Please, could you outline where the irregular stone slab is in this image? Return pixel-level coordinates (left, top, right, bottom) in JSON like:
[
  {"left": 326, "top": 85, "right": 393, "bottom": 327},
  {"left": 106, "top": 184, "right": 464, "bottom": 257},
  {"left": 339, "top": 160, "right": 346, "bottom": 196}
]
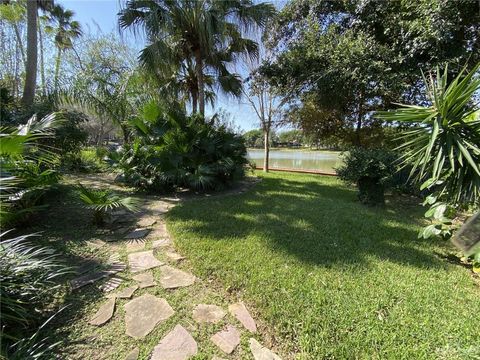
[
  {"left": 71, "top": 262, "right": 126, "bottom": 290},
  {"left": 229, "top": 302, "right": 257, "bottom": 333},
  {"left": 150, "top": 202, "right": 172, "bottom": 215},
  {"left": 212, "top": 357, "right": 227, "bottom": 360},
  {"left": 152, "top": 238, "right": 172, "bottom": 248},
  {"left": 107, "top": 253, "right": 121, "bottom": 264},
  {"left": 192, "top": 304, "right": 226, "bottom": 324},
  {"left": 99, "top": 277, "right": 123, "bottom": 292},
  {"left": 107, "top": 285, "right": 138, "bottom": 299},
  {"left": 165, "top": 250, "right": 185, "bottom": 261},
  {"left": 128, "top": 251, "right": 163, "bottom": 273},
  {"left": 137, "top": 217, "right": 157, "bottom": 227},
  {"left": 89, "top": 298, "right": 115, "bottom": 326},
  {"left": 126, "top": 240, "right": 146, "bottom": 253},
  {"left": 249, "top": 338, "right": 282, "bottom": 360},
  {"left": 125, "top": 347, "right": 139, "bottom": 360},
  {"left": 132, "top": 272, "right": 156, "bottom": 288},
  {"left": 159, "top": 265, "right": 195, "bottom": 289},
  {"left": 150, "top": 324, "right": 197, "bottom": 360},
  {"left": 211, "top": 325, "right": 240, "bottom": 354},
  {"left": 125, "top": 228, "right": 150, "bottom": 240},
  {"left": 125, "top": 294, "right": 174, "bottom": 339}
]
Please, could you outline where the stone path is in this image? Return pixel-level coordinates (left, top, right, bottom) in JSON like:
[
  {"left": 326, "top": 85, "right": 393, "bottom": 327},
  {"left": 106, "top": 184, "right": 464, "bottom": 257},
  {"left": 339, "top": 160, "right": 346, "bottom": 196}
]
[{"left": 77, "top": 177, "right": 282, "bottom": 359}]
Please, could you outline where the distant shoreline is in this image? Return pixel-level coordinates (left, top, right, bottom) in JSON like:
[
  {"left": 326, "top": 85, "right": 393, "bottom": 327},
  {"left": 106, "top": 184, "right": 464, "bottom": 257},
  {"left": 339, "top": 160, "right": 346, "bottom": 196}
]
[{"left": 247, "top": 148, "right": 342, "bottom": 155}]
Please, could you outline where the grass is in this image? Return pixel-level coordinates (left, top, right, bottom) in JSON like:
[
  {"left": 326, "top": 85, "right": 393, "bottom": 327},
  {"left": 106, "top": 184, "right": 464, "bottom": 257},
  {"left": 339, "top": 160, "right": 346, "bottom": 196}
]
[
  {"left": 167, "top": 171, "right": 480, "bottom": 359},
  {"left": 28, "top": 177, "right": 273, "bottom": 359}
]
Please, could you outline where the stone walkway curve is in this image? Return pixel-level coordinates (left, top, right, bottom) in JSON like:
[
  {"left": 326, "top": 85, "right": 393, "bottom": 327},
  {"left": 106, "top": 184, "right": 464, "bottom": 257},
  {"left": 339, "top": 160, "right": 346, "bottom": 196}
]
[{"left": 71, "top": 177, "right": 282, "bottom": 360}]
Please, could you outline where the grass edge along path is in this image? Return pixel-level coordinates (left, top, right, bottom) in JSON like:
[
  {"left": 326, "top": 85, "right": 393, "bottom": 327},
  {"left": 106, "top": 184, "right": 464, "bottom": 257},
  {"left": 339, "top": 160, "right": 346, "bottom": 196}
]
[{"left": 167, "top": 171, "right": 480, "bottom": 359}]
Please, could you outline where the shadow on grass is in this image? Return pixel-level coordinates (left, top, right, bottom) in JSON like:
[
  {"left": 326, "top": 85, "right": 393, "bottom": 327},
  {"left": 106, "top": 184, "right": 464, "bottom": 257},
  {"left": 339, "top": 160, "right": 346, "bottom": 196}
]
[{"left": 168, "top": 175, "right": 443, "bottom": 270}]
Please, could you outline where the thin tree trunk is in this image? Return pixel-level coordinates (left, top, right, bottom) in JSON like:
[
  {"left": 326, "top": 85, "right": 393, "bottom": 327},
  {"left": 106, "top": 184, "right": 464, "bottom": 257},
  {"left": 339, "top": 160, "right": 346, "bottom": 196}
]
[
  {"left": 38, "top": 16, "right": 46, "bottom": 96},
  {"left": 13, "top": 23, "right": 26, "bottom": 68},
  {"left": 54, "top": 47, "right": 62, "bottom": 92},
  {"left": 191, "top": 90, "right": 198, "bottom": 114},
  {"left": 194, "top": 49, "right": 205, "bottom": 116},
  {"left": 355, "top": 90, "right": 364, "bottom": 146},
  {"left": 263, "top": 126, "right": 270, "bottom": 172},
  {"left": 22, "top": 0, "right": 37, "bottom": 106}
]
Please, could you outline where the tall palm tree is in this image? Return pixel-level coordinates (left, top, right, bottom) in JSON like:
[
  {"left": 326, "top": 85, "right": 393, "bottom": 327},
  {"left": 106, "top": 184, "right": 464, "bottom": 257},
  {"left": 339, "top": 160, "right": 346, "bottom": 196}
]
[
  {"left": 21, "top": 0, "right": 53, "bottom": 106},
  {"left": 119, "top": 0, "right": 275, "bottom": 115},
  {"left": 46, "top": 4, "right": 81, "bottom": 92}
]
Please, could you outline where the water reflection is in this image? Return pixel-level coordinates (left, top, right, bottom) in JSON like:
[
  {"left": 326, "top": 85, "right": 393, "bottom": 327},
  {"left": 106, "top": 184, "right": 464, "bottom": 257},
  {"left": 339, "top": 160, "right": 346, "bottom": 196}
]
[{"left": 247, "top": 149, "right": 343, "bottom": 173}]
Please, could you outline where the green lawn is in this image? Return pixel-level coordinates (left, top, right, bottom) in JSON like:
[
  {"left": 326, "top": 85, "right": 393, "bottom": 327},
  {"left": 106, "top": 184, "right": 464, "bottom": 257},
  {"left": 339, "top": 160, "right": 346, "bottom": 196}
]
[{"left": 167, "top": 171, "right": 480, "bottom": 359}]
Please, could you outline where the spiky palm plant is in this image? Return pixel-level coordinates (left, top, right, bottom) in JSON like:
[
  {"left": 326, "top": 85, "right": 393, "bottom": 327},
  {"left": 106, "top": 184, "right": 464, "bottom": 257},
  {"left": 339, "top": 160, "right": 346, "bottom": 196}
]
[
  {"left": 76, "top": 184, "right": 140, "bottom": 225},
  {"left": 377, "top": 63, "right": 480, "bottom": 238},
  {"left": 0, "top": 232, "right": 69, "bottom": 358}
]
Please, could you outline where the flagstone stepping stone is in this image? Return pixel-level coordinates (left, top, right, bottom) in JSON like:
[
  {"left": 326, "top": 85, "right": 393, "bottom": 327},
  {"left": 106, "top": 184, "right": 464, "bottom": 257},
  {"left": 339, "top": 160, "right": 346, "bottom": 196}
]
[
  {"left": 124, "top": 294, "right": 174, "bottom": 339},
  {"left": 150, "top": 201, "right": 172, "bottom": 215},
  {"left": 99, "top": 276, "right": 123, "bottom": 292},
  {"left": 192, "top": 304, "right": 226, "bottom": 324},
  {"left": 107, "top": 285, "right": 138, "bottom": 299},
  {"left": 150, "top": 324, "right": 197, "bottom": 360},
  {"left": 128, "top": 250, "right": 163, "bottom": 273},
  {"left": 71, "top": 262, "right": 126, "bottom": 290},
  {"left": 137, "top": 217, "right": 157, "bottom": 227},
  {"left": 152, "top": 238, "right": 172, "bottom": 248},
  {"left": 89, "top": 298, "right": 115, "bottom": 326},
  {"left": 132, "top": 272, "right": 156, "bottom": 288},
  {"left": 74, "top": 259, "right": 99, "bottom": 275},
  {"left": 126, "top": 240, "right": 146, "bottom": 253},
  {"left": 229, "top": 302, "right": 257, "bottom": 333},
  {"left": 165, "top": 250, "right": 185, "bottom": 261},
  {"left": 249, "top": 338, "right": 282, "bottom": 360},
  {"left": 125, "top": 228, "right": 150, "bottom": 240},
  {"left": 125, "top": 347, "right": 139, "bottom": 360},
  {"left": 159, "top": 265, "right": 196, "bottom": 289},
  {"left": 212, "top": 357, "right": 227, "bottom": 360},
  {"left": 107, "top": 253, "right": 121, "bottom": 264},
  {"left": 210, "top": 325, "right": 240, "bottom": 354}
]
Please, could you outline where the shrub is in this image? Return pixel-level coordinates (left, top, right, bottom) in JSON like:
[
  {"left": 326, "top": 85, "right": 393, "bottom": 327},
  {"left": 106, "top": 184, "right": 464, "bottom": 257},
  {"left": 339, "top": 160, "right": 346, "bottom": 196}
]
[
  {"left": 111, "top": 103, "right": 248, "bottom": 192},
  {"left": 61, "top": 148, "right": 106, "bottom": 173},
  {"left": 0, "top": 233, "right": 69, "bottom": 358},
  {"left": 337, "top": 147, "right": 398, "bottom": 205},
  {"left": 76, "top": 184, "right": 140, "bottom": 225}
]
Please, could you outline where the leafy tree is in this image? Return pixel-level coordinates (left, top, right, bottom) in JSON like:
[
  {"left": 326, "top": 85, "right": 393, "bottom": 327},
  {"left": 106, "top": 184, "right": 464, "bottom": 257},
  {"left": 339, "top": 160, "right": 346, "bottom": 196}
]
[
  {"left": 263, "top": 0, "right": 480, "bottom": 146},
  {"left": 277, "top": 129, "right": 303, "bottom": 145},
  {"left": 243, "top": 129, "right": 263, "bottom": 148},
  {"left": 119, "top": 0, "right": 275, "bottom": 115}
]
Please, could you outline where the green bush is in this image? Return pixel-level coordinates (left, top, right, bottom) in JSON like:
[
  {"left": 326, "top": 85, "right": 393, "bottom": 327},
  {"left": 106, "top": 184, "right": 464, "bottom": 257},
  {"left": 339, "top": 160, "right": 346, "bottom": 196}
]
[
  {"left": 337, "top": 147, "right": 398, "bottom": 205},
  {"left": 111, "top": 103, "right": 248, "bottom": 192},
  {"left": 0, "top": 233, "right": 69, "bottom": 358},
  {"left": 61, "top": 148, "right": 106, "bottom": 173}
]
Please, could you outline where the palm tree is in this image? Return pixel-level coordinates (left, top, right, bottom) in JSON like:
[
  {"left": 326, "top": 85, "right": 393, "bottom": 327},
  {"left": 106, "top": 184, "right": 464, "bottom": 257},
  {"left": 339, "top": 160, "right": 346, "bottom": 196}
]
[
  {"left": 119, "top": 0, "right": 275, "bottom": 115},
  {"left": 21, "top": 0, "right": 53, "bottom": 106},
  {"left": 46, "top": 4, "right": 82, "bottom": 92}
]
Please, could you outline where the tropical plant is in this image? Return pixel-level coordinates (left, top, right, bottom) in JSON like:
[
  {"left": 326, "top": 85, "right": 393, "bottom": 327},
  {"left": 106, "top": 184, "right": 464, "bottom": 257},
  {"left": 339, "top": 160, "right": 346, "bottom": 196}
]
[
  {"left": 337, "top": 147, "right": 398, "bottom": 205},
  {"left": 110, "top": 102, "right": 248, "bottom": 192},
  {"left": 0, "top": 113, "right": 61, "bottom": 227},
  {"left": 45, "top": 4, "right": 82, "bottom": 91},
  {"left": 0, "top": 232, "right": 69, "bottom": 358},
  {"left": 76, "top": 184, "right": 140, "bottom": 225},
  {"left": 119, "top": 0, "right": 275, "bottom": 114},
  {"left": 377, "top": 64, "right": 480, "bottom": 238}
]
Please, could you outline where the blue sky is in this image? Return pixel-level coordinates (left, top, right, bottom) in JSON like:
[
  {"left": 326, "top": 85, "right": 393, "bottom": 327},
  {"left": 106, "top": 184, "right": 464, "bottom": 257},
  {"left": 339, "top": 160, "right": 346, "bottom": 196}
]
[{"left": 58, "top": 0, "right": 263, "bottom": 132}]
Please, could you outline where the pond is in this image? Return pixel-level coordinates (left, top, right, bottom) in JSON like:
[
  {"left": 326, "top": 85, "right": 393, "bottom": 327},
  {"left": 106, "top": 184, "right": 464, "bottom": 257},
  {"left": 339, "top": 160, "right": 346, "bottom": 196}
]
[{"left": 247, "top": 149, "right": 343, "bottom": 173}]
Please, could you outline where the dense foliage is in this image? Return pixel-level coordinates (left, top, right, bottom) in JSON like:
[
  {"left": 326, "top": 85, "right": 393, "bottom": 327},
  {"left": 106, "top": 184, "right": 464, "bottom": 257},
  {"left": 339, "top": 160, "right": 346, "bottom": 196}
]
[
  {"left": 110, "top": 103, "right": 248, "bottom": 192},
  {"left": 337, "top": 148, "right": 397, "bottom": 205},
  {"left": 263, "top": 0, "right": 480, "bottom": 147}
]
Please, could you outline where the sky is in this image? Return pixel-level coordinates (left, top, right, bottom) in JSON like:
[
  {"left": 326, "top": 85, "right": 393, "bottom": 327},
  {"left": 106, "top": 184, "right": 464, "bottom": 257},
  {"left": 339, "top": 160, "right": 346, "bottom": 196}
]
[{"left": 58, "top": 0, "right": 266, "bottom": 132}]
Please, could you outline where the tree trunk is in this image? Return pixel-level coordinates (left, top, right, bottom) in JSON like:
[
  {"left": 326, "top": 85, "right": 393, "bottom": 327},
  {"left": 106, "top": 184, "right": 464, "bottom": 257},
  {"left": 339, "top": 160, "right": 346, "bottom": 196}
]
[
  {"left": 13, "top": 23, "right": 26, "bottom": 68},
  {"left": 355, "top": 90, "right": 364, "bottom": 146},
  {"left": 263, "top": 126, "right": 270, "bottom": 172},
  {"left": 191, "top": 90, "right": 198, "bottom": 114},
  {"left": 22, "top": 0, "right": 37, "bottom": 106},
  {"left": 54, "top": 46, "right": 62, "bottom": 91},
  {"left": 194, "top": 49, "right": 205, "bottom": 115},
  {"left": 38, "top": 16, "right": 46, "bottom": 96}
]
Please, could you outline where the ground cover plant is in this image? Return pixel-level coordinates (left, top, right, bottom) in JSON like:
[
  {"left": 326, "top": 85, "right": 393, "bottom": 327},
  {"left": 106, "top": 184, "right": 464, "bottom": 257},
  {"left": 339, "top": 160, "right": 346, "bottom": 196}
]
[{"left": 167, "top": 171, "right": 480, "bottom": 359}]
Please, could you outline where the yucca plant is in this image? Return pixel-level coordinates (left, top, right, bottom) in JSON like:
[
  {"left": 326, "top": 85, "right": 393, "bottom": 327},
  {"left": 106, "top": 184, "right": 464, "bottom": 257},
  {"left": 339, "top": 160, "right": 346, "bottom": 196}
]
[
  {"left": 377, "top": 63, "right": 480, "bottom": 239},
  {"left": 76, "top": 184, "right": 140, "bottom": 225}
]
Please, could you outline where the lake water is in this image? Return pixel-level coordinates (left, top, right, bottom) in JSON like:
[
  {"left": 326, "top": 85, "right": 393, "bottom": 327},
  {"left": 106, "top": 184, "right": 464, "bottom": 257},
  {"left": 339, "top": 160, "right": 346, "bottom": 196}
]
[{"left": 247, "top": 149, "right": 343, "bottom": 173}]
